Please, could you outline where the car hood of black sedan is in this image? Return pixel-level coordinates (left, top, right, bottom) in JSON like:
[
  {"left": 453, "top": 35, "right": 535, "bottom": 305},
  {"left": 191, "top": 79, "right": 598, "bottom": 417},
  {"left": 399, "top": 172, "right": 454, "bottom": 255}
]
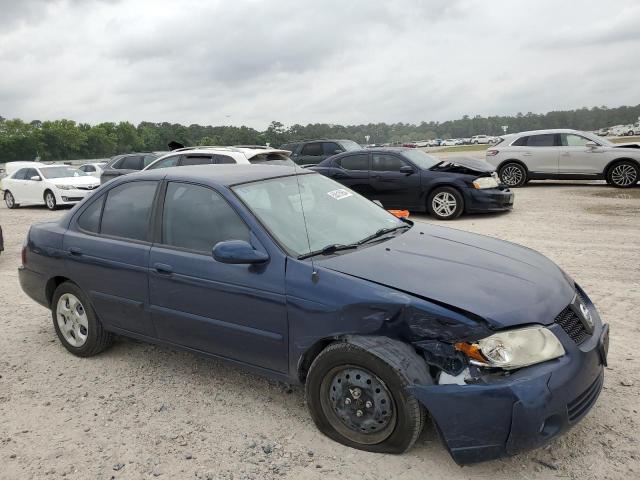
[
  {"left": 433, "top": 156, "right": 495, "bottom": 173},
  {"left": 316, "top": 225, "right": 574, "bottom": 329}
]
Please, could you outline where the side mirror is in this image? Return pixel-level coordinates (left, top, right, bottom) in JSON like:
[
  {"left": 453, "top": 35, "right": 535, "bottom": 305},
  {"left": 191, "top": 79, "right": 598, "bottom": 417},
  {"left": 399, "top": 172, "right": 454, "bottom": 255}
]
[
  {"left": 212, "top": 240, "right": 269, "bottom": 265},
  {"left": 30, "top": 175, "right": 41, "bottom": 181},
  {"left": 333, "top": 149, "right": 342, "bottom": 154},
  {"left": 585, "top": 141, "right": 598, "bottom": 149},
  {"left": 399, "top": 165, "right": 415, "bottom": 174}
]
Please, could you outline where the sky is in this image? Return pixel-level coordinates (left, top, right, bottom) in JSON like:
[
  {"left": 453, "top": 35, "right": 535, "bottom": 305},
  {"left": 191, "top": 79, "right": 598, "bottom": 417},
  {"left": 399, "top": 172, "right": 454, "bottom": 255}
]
[{"left": 1, "top": 0, "right": 639, "bottom": 129}]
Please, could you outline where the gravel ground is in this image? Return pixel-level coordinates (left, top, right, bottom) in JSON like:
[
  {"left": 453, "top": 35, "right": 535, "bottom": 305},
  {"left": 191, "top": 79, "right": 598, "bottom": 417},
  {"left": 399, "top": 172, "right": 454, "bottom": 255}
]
[{"left": 0, "top": 180, "right": 639, "bottom": 480}]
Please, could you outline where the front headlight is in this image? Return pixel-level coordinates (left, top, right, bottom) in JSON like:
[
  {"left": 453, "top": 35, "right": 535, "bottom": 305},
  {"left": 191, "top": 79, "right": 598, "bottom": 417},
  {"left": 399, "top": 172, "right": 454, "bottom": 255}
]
[
  {"left": 55, "top": 184, "right": 72, "bottom": 190},
  {"left": 456, "top": 325, "right": 565, "bottom": 370},
  {"left": 472, "top": 176, "right": 499, "bottom": 189}
]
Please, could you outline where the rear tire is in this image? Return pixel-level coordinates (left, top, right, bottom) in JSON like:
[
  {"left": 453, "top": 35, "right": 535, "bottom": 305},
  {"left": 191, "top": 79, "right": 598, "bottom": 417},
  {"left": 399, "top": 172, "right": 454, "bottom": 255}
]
[
  {"left": 607, "top": 160, "right": 639, "bottom": 188},
  {"left": 44, "top": 190, "right": 57, "bottom": 210},
  {"left": 4, "top": 190, "right": 19, "bottom": 209},
  {"left": 305, "top": 338, "right": 429, "bottom": 454},
  {"left": 51, "top": 282, "right": 114, "bottom": 357},
  {"left": 498, "top": 162, "right": 527, "bottom": 187},
  {"left": 427, "top": 186, "right": 464, "bottom": 220}
]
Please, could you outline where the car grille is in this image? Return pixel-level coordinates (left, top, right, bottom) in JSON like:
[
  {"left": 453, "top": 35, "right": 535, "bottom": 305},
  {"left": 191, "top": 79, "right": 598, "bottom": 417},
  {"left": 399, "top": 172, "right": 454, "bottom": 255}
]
[
  {"left": 554, "top": 293, "right": 591, "bottom": 345},
  {"left": 567, "top": 373, "right": 603, "bottom": 423},
  {"left": 76, "top": 185, "right": 99, "bottom": 190}
]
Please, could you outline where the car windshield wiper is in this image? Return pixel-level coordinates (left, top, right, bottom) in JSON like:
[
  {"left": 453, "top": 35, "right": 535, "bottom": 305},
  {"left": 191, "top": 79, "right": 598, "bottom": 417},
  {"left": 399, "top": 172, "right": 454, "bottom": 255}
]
[
  {"left": 357, "top": 225, "right": 411, "bottom": 245},
  {"left": 298, "top": 243, "right": 358, "bottom": 260}
]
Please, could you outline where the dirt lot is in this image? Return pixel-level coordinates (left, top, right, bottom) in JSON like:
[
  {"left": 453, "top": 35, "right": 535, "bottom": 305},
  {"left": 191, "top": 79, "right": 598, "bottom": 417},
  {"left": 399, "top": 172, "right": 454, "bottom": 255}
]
[{"left": 1, "top": 181, "right": 639, "bottom": 480}]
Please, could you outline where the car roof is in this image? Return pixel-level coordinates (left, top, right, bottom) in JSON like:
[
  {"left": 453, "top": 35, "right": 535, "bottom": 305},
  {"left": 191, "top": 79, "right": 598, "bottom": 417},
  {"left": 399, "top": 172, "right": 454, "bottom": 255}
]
[
  {"left": 509, "top": 128, "right": 586, "bottom": 137},
  {"left": 131, "top": 164, "right": 314, "bottom": 187}
]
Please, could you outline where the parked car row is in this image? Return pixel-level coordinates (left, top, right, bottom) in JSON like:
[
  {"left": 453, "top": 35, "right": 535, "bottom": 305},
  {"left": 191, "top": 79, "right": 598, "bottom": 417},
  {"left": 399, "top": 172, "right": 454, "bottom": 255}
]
[{"left": 596, "top": 123, "right": 640, "bottom": 137}]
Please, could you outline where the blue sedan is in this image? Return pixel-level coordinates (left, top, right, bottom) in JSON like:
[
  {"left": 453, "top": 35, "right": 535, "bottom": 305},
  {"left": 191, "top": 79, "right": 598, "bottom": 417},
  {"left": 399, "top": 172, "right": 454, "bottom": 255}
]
[{"left": 18, "top": 165, "right": 608, "bottom": 464}]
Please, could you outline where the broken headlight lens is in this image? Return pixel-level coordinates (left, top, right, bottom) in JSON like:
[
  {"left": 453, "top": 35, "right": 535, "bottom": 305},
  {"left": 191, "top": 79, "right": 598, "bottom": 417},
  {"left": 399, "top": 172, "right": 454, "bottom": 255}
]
[
  {"left": 456, "top": 326, "right": 565, "bottom": 370},
  {"left": 472, "top": 176, "right": 499, "bottom": 189}
]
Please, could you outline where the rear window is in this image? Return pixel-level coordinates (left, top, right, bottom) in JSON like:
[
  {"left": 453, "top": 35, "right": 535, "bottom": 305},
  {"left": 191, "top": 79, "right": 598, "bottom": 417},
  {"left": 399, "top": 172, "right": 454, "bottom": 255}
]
[
  {"left": 300, "top": 143, "right": 323, "bottom": 156},
  {"left": 77, "top": 195, "right": 105, "bottom": 233},
  {"left": 527, "top": 134, "right": 556, "bottom": 147},
  {"left": 100, "top": 181, "right": 157, "bottom": 241},
  {"left": 512, "top": 136, "right": 528, "bottom": 146},
  {"left": 337, "top": 154, "right": 369, "bottom": 170}
]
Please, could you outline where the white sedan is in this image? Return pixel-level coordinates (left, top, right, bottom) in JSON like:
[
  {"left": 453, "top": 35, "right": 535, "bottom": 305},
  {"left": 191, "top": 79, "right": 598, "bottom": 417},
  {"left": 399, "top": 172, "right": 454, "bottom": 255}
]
[
  {"left": 1, "top": 163, "right": 100, "bottom": 210},
  {"left": 78, "top": 162, "right": 107, "bottom": 178}
]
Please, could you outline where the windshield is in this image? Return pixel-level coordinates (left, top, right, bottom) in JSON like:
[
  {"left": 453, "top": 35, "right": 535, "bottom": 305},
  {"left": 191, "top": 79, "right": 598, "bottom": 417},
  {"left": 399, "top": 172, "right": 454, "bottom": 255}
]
[
  {"left": 400, "top": 149, "right": 441, "bottom": 169},
  {"left": 342, "top": 140, "right": 362, "bottom": 152},
  {"left": 585, "top": 132, "right": 613, "bottom": 146},
  {"left": 39, "top": 166, "right": 87, "bottom": 179},
  {"left": 233, "top": 173, "right": 405, "bottom": 257}
]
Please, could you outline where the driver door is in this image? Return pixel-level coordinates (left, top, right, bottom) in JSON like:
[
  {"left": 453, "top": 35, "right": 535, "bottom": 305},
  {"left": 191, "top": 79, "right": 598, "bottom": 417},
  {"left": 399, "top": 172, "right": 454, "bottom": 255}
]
[
  {"left": 558, "top": 133, "right": 604, "bottom": 174},
  {"left": 148, "top": 181, "right": 288, "bottom": 373},
  {"left": 24, "top": 168, "right": 45, "bottom": 203},
  {"left": 369, "top": 154, "right": 421, "bottom": 209}
]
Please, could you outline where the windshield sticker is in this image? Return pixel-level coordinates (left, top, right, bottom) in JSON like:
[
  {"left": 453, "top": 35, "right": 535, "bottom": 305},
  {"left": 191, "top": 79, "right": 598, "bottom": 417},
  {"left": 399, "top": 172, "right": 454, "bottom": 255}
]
[{"left": 326, "top": 188, "right": 353, "bottom": 200}]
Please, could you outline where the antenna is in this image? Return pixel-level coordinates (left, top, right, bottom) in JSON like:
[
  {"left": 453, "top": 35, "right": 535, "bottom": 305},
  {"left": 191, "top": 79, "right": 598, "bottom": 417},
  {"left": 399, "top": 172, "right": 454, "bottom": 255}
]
[{"left": 291, "top": 160, "right": 317, "bottom": 282}]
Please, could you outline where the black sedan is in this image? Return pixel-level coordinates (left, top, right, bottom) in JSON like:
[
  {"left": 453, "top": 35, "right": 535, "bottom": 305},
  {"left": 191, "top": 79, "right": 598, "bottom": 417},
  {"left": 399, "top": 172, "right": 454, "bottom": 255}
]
[{"left": 310, "top": 148, "right": 513, "bottom": 220}]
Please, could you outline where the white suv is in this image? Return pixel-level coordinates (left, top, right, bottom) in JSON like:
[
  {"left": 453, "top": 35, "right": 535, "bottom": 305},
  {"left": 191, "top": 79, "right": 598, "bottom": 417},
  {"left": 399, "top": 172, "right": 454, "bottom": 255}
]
[
  {"left": 470, "top": 135, "right": 496, "bottom": 145},
  {"left": 485, "top": 129, "right": 640, "bottom": 188},
  {"left": 144, "top": 146, "right": 294, "bottom": 171}
]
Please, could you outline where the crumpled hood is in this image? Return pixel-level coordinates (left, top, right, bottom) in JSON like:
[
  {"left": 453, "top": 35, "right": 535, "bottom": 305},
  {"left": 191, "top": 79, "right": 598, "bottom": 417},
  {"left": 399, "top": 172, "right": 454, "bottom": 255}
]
[
  {"left": 317, "top": 225, "right": 574, "bottom": 329},
  {"left": 441, "top": 156, "right": 495, "bottom": 173}
]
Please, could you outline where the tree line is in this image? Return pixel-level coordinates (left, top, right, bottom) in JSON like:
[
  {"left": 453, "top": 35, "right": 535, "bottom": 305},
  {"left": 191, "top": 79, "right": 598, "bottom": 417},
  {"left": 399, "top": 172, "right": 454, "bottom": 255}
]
[{"left": 1, "top": 103, "right": 639, "bottom": 162}]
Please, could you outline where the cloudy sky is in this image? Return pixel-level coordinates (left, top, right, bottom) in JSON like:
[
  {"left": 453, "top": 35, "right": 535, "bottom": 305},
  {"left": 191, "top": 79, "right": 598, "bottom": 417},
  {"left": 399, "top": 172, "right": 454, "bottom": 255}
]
[{"left": 1, "top": 0, "right": 639, "bottom": 129}]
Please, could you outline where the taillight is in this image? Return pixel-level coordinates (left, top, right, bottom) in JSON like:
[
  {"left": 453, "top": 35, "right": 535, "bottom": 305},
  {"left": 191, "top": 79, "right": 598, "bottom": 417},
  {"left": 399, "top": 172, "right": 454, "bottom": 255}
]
[
  {"left": 486, "top": 149, "right": 499, "bottom": 156},
  {"left": 21, "top": 245, "right": 27, "bottom": 265}
]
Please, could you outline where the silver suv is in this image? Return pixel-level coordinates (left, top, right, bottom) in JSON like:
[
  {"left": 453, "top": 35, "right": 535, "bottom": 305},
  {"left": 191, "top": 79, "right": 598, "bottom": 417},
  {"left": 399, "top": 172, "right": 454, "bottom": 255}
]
[{"left": 486, "top": 129, "right": 640, "bottom": 188}]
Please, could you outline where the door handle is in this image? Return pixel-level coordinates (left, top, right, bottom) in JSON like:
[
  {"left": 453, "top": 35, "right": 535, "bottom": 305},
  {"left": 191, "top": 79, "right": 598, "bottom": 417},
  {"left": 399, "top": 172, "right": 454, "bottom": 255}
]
[
  {"left": 522, "top": 152, "right": 532, "bottom": 156},
  {"left": 68, "top": 247, "right": 83, "bottom": 256},
  {"left": 153, "top": 263, "right": 173, "bottom": 275}
]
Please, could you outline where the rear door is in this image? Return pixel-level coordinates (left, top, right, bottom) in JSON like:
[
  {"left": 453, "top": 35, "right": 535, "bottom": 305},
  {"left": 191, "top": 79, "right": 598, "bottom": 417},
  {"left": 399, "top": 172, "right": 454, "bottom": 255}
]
[
  {"left": 518, "top": 134, "right": 559, "bottom": 174},
  {"left": 369, "top": 153, "right": 422, "bottom": 209},
  {"left": 330, "top": 153, "right": 371, "bottom": 196},
  {"left": 148, "top": 181, "right": 288, "bottom": 372},
  {"left": 558, "top": 133, "right": 605, "bottom": 174},
  {"left": 64, "top": 180, "right": 159, "bottom": 336},
  {"left": 5, "top": 168, "right": 28, "bottom": 203}
]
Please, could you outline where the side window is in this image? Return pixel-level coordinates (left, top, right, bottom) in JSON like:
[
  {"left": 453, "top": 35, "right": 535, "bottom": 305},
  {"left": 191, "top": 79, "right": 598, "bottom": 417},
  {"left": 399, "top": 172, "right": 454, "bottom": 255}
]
[
  {"left": 323, "top": 142, "right": 343, "bottom": 155},
  {"left": 101, "top": 181, "right": 157, "bottom": 241},
  {"left": 77, "top": 195, "right": 105, "bottom": 233},
  {"left": 13, "top": 168, "right": 28, "bottom": 180},
  {"left": 181, "top": 155, "right": 213, "bottom": 166},
  {"left": 527, "top": 134, "right": 556, "bottom": 147},
  {"left": 372, "top": 154, "right": 406, "bottom": 172},
  {"left": 26, "top": 168, "right": 39, "bottom": 180},
  {"left": 119, "top": 156, "right": 143, "bottom": 170},
  {"left": 338, "top": 154, "right": 369, "bottom": 170},
  {"left": 161, "top": 182, "right": 250, "bottom": 253},
  {"left": 512, "top": 136, "right": 528, "bottom": 146},
  {"left": 300, "top": 142, "right": 323, "bottom": 156},
  {"left": 84, "top": 165, "right": 96, "bottom": 172},
  {"left": 147, "top": 155, "right": 181, "bottom": 170},
  {"left": 563, "top": 134, "right": 591, "bottom": 147},
  {"left": 215, "top": 155, "right": 236, "bottom": 164},
  {"left": 143, "top": 155, "right": 158, "bottom": 167},
  {"left": 110, "top": 156, "right": 124, "bottom": 169}
]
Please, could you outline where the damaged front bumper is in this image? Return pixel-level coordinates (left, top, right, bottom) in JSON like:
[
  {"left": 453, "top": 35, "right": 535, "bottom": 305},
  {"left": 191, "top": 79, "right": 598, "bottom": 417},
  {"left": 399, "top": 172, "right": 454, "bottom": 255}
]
[
  {"left": 407, "top": 320, "right": 608, "bottom": 465},
  {"left": 464, "top": 187, "right": 514, "bottom": 213}
]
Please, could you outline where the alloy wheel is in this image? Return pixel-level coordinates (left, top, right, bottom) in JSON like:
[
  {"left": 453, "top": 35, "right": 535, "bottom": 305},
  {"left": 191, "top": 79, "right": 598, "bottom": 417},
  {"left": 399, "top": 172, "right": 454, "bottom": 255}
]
[
  {"left": 432, "top": 191, "right": 457, "bottom": 218},
  {"left": 611, "top": 164, "right": 637, "bottom": 187},
  {"left": 501, "top": 165, "right": 524, "bottom": 186},
  {"left": 45, "top": 192, "right": 56, "bottom": 209},
  {"left": 5, "top": 192, "right": 14, "bottom": 208},
  {"left": 320, "top": 365, "right": 396, "bottom": 445},
  {"left": 56, "top": 293, "right": 89, "bottom": 347}
]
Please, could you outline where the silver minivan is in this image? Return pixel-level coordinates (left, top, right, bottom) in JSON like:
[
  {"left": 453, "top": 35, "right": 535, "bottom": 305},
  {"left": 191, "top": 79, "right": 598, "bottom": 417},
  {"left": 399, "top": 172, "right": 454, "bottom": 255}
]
[{"left": 485, "top": 129, "right": 640, "bottom": 188}]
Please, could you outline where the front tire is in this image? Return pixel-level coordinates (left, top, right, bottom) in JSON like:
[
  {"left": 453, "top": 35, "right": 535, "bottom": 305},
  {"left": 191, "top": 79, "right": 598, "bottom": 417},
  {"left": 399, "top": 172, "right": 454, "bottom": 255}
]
[
  {"left": 305, "top": 339, "right": 428, "bottom": 454},
  {"left": 44, "top": 190, "right": 57, "bottom": 210},
  {"left": 4, "top": 190, "right": 19, "bottom": 209},
  {"left": 498, "top": 162, "right": 527, "bottom": 187},
  {"left": 427, "top": 186, "right": 464, "bottom": 220},
  {"left": 51, "top": 282, "right": 114, "bottom": 357},
  {"left": 607, "top": 161, "right": 639, "bottom": 188}
]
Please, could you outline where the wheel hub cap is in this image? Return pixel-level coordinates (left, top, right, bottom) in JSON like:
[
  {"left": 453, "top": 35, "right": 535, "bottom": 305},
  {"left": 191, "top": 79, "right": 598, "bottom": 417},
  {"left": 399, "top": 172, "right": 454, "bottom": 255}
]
[
  {"left": 502, "top": 165, "right": 523, "bottom": 186},
  {"left": 432, "top": 192, "right": 457, "bottom": 217},
  {"left": 611, "top": 164, "right": 637, "bottom": 186},
  {"left": 56, "top": 293, "right": 88, "bottom": 347}
]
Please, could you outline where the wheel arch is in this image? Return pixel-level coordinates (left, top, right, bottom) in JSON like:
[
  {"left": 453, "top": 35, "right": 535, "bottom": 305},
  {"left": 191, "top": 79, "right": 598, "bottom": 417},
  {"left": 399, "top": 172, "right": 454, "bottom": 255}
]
[
  {"left": 603, "top": 157, "right": 640, "bottom": 177},
  {"left": 496, "top": 158, "right": 529, "bottom": 173},
  {"left": 45, "top": 276, "right": 74, "bottom": 307},
  {"left": 421, "top": 182, "right": 464, "bottom": 205}
]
